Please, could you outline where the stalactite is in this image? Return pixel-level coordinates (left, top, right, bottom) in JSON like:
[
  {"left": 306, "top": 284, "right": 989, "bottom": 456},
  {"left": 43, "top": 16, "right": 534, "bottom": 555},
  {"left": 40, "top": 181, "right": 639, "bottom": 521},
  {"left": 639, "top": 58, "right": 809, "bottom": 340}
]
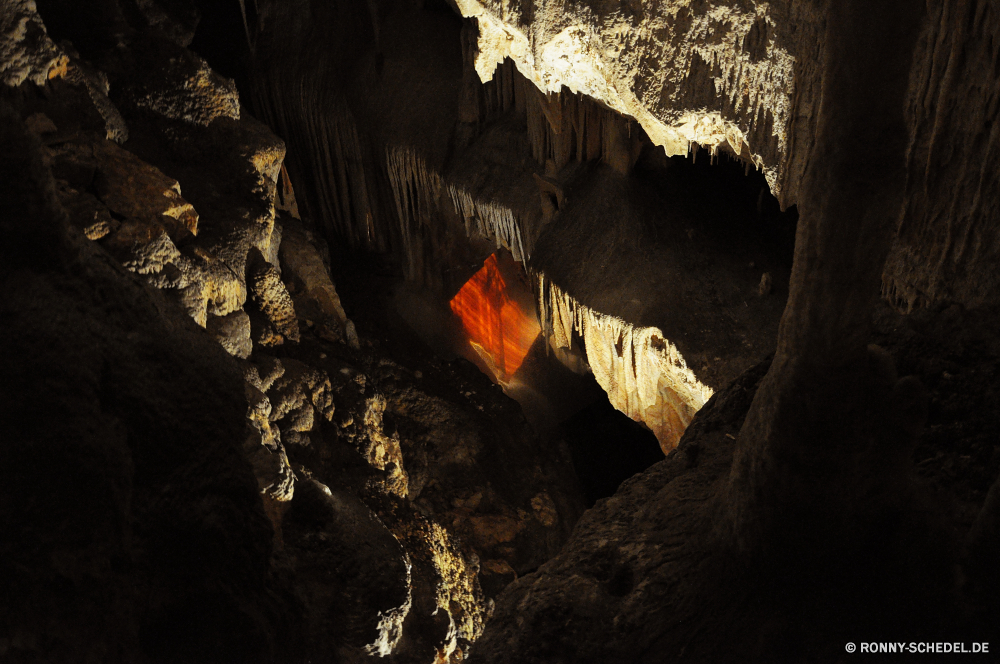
[
  {"left": 251, "top": 67, "right": 389, "bottom": 256},
  {"left": 385, "top": 146, "right": 444, "bottom": 282},
  {"left": 386, "top": 143, "right": 531, "bottom": 284},
  {"left": 535, "top": 272, "right": 714, "bottom": 451},
  {"left": 481, "top": 59, "right": 643, "bottom": 175},
  {"left": 456, "top": 0, "right": 794, "bottom": 197},
  {"left": 447, "top": 186, "right": 527, "bottom": 263}
]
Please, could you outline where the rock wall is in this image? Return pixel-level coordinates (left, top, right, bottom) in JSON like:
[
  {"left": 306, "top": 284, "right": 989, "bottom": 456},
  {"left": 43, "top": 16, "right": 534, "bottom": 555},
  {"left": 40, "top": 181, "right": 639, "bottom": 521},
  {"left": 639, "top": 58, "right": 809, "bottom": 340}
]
[
  {"left": 1, "top": 2, "right": 586, "bottom": 661},
  {"left": 538, "top": 273, "right": 713, "bottom": 451},
  {"left": 882, "top": 0, "right": 1000, "bottom": 311},
  {"left": 457, "top": 0, "right": 1000, "bottom": 314},
  {"left": 454, "top": 0, "right": 817, "bottom": 205},
  {"left": 0, "top": 101, "right": 293, "bottom": 664}
]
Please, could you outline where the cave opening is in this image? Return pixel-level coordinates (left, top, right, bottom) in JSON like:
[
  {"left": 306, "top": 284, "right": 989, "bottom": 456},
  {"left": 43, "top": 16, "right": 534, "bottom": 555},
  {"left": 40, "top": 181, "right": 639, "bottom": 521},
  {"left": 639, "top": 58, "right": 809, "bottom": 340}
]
[
  {"left": 8, "top": 0, "right": 1000, "bottom": 660},
  {"left": 175, "top": 0, "right": 801, "bottom": 455},
  {"left": 555, "top": 387, "right": 665, "bottom": 507}
]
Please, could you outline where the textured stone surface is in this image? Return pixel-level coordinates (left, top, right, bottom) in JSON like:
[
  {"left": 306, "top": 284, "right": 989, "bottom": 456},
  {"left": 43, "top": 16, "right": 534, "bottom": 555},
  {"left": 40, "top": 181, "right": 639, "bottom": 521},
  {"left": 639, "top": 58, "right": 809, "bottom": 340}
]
[
  {"left": 207, "top": 308, "right": 252, "bottom": 358},
  {"left": 55, "top": 184, "right": 118, "bottom": 239},
  {"left": 248, "top": 248, "right": 301, "bottom": 344},
  {"left": 457, "top": 0, "right": 1000, "bottom": 314},
  {"left": 279, "top": 217, "right": 350, "bottom": 339},
  {"left": 0, "top": 107, "right": 294, "bottom": 664},
  {"left": 240, "top": 1, "right": 793, "bottom": 452},
  {"left": 0, "top": 0, "right": 68, "bottom": 86},
  {"left": 21, "top": 2, "right": 1000, "bottom": 663},
  {"left": 466, "top": 361, "right": 772, "bottom": 664},
  {"left": 282, "top": 478, "right": 412, "bottom": 661},
  {"left": 538, "top": 275, "right": 711, "bottom": 451},
  {"left": 259, "top": 356, "right": 335, "bottom": 448},
  {"left": 62, "top": 60, "right": 129, "bottom": 143},
  {"left": 881, "top": 0, "right": 1000, "bottom": 311},
  {"left": 135, "top": 0, "right": 200, "bottom": 47},
  {"left": 92, "top": 138, "right": 199, "bottom": 238},
  {"left": 454, "top": 0, "right": 814, "bottom": 203},
  {"left": 120, "top": 36, "right": 240, "bottom": 126},
  {"left": 1, "top": 6, "right": 596, "bottom": 662}
]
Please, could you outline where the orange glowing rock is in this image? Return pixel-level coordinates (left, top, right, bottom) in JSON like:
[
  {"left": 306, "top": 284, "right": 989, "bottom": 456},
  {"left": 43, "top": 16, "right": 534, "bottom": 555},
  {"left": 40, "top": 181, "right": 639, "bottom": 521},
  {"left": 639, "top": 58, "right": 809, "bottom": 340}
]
[{"left": 450, "top": 253, "right": 540, "bottom": 382}]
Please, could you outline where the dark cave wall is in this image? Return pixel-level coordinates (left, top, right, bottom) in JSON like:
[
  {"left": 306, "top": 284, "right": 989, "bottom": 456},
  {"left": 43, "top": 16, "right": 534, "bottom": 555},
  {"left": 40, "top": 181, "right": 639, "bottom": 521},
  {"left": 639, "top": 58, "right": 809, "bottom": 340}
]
[
  {"left": 144, "top": 0, "right": 1000, "bottom": 319},
  {"left": 3, "top": 1, "right": 1000, "bottom": 661},
  {"left": 882, "top": 0, "right": 1000, "bottom": 311},
  {"left": 0, "top": 107, "right": 295, "bottom": 664}
]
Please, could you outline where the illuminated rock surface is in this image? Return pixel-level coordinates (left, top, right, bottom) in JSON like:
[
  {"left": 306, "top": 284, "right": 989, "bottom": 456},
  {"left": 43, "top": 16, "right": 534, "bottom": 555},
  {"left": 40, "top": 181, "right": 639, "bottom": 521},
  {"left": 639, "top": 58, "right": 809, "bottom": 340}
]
[
  {"left": 450, "top": 253, "right": 540, "bottom": 382},
  {"left": 454, "top": 0, "right": 803, "bottom": 199},
  {"left": 538, "top": 275, "right": 711, "bottom": 451},
  {"left": 456, "top": 0, "right": 1000, "bottom": 314},
  {"left": 3, "top": 0, "right": 1000, "bottom": 662}
]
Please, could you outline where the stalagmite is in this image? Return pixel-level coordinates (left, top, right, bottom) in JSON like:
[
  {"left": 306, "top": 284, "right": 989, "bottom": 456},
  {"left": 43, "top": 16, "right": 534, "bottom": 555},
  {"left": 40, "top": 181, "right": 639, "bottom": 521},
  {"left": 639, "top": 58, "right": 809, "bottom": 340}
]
[{"left": 537, "top": 272, "right": 714, "bottom": 451}]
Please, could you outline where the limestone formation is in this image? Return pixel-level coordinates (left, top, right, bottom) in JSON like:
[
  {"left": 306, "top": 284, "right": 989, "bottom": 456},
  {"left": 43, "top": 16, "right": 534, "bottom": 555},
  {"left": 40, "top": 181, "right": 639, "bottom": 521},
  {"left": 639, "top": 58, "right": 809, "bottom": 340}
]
[
  {"left": 0, "top": 107, "right": 290, "bottom": 663},
  {"left": 456, "top": 0, "right": 1000, "bottom": 315},
  {"left": 207, "top": 308, "right": 253, "bottom": 358},
  {"left": 454, "top": 0, "right": 803, "bottom": 200},
  {"left": 62, "top": 60, "right": 129, "bottom": 142},
  {"left": 121, "top": 39, "right": 240, "bottom": 127},
  {"left": 248, "top": 248, "right": 300, "bottom": 343},
  {"left": 0, "top": 0, "right": 67, "bottom": 86},
  {"left": 881, "top": 0, "right": 1000, "bottom": 311},
  {"left": 538, "top": 273, "right": 713, "bottom": 450},
  {"left": 463, "top": 361, "right": 774, "bottom": 664},
  {"left": 8, "top": 1, "right": 1000, "bottom": 662},
  {"left": 91, "top": 138, "right": 199, "bottom": 239},
  {"left": 135, "top": 0, "right": 200, "bottom": 47},
  {"left": 55, "top": 184, "right": 117, "bottom": 239},
  {"left": 261, "top": 356, "right": 335, "bottom": 441},
  {"left": 283, "top": 478, "right": 412, "bottom": 660},
  {"left": 278, "top": 217, "right": 351, "bottom": 339}
]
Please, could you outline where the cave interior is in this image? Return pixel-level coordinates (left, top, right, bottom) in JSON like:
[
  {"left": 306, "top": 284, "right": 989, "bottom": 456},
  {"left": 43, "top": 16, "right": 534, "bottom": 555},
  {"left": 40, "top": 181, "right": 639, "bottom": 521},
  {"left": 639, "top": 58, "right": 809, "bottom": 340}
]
[{"left": 2, "top": 0, "right": 1000, "bottom": 662}]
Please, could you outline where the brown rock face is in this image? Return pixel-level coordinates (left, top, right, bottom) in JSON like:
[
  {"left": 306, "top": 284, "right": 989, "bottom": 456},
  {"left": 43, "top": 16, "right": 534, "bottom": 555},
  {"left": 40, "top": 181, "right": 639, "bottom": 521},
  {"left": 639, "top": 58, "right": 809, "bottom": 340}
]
[
  {"left": 454, "top": 0, "right": 812, "bottom": 204},
  {"left": 0, "top": 106, "right": 294, "bottom": 664},
  {"left": 92, "top": 138, "right": 199, "bottom": 239},
  {"left": 0, "top": 0, "right": 68, "bottom": 86}
]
